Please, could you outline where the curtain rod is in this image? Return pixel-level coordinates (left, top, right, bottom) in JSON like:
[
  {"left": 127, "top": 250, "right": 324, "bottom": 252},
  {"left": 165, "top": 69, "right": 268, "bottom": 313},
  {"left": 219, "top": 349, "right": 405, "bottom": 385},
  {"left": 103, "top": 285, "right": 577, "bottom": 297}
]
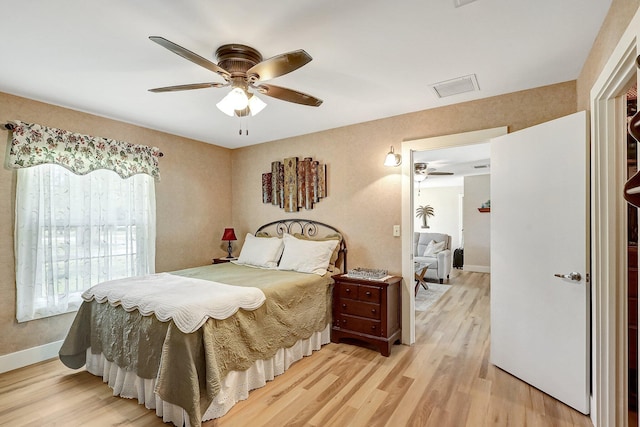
[{"left": 3, "top": 123, "right": 164, "bottom": 157}]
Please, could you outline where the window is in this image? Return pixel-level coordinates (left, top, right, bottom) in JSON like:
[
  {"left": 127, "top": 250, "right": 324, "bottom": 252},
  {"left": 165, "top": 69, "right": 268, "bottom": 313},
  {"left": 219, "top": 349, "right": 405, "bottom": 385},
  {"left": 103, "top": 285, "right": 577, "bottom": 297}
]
[{"left": 15, "top": 164, "right": 156, "bottom": 322}]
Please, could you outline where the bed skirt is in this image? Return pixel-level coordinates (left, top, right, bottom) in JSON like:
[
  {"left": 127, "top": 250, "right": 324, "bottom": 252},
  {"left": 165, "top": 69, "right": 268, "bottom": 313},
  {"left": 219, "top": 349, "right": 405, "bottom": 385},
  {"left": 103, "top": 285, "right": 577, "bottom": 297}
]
[{"left": 85, "top": 324, "right": 331, "bottom": 426}]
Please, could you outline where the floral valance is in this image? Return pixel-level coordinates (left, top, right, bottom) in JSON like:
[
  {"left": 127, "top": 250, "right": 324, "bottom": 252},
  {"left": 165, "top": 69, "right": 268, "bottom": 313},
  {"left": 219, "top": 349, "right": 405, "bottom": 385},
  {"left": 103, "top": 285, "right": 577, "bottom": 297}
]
[{"left": 7, "top": 121, "right": 161, "bottom": 180}]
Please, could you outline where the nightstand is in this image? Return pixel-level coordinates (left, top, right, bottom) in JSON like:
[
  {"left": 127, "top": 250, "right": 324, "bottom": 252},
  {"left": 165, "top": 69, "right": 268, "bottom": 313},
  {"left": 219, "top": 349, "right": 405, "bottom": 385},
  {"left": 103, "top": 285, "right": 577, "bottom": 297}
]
[
  {"left": 331, "top": 274, "right": 402, "bottom": 356},
  {"left": 212, "top": 257, "right": 237, "bottom": 264}
]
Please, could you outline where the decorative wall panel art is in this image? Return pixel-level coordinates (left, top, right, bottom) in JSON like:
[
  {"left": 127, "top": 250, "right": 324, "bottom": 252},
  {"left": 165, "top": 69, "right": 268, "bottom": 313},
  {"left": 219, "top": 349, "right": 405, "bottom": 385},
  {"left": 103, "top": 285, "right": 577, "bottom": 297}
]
[{"left": 262, "top": 157, "right": 326, "bottom": 212}]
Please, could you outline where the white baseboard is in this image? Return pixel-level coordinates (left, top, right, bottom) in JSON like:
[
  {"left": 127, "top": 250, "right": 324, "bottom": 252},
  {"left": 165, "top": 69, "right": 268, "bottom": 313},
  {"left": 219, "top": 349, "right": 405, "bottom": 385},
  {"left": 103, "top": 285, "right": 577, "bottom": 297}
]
[
  {"left": 0, "top": 340, "right": 63, "bottom": 374},
  {"left": 462, "top": 265, "right": 491, "bottom": 273}
]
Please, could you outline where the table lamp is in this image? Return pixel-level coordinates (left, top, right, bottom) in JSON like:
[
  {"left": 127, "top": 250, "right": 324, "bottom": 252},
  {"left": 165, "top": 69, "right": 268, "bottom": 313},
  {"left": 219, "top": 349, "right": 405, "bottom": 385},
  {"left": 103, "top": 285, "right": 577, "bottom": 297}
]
[{"left": 221, "top": 228, "right": 237, "bottom": 259}]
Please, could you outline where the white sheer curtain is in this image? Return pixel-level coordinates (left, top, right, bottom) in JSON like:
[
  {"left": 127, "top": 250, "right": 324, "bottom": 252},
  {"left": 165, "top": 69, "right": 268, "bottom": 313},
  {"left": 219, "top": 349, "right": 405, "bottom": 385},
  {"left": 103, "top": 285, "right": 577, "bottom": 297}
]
[{"left": 15, "top": 164, "right": 156, "bottom": 322}]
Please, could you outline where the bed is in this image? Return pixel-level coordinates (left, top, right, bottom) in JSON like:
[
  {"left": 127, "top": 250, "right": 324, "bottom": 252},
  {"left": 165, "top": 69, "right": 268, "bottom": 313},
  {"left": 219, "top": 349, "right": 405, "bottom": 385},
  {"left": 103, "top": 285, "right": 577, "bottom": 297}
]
[{"left": 59, "top": 219, "right": 347, "bottom": 427}]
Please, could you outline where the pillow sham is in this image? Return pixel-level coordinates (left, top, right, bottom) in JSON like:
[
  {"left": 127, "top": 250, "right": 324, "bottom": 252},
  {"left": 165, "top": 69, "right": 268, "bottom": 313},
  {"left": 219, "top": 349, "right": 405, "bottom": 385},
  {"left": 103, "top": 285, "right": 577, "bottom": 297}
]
[
  {"left": 292, "top": 232, "right": 342, "bottom": 267},
  {"left": 423, "top": 240, "right": 446, "bottom": 256},
  {"left": 278, "top": 233, "right": 339, "bottom": 275},
  {"left": 235, "top": 233, "right": 284, "bottom": 269}
]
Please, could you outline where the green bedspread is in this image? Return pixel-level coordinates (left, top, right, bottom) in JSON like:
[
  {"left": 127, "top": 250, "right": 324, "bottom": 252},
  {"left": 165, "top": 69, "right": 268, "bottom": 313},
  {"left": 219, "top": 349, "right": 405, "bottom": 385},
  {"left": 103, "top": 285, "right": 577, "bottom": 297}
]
[{"left": 59, "top": 263, "right": 333, "bottom": 427}]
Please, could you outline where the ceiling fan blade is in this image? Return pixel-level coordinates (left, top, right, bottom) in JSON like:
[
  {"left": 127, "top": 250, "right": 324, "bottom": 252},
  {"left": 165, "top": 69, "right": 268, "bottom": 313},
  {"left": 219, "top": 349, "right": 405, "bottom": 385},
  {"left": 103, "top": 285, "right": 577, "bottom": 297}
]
[
  {"left": 149, "top": 36, "right": 230, "bottom": 79},
  {"left": 148, "top": 82, "right": 228, "bottom": 93},
  {"left": 429, "top": 172, "right": 454, "bottom": 175},
  {"left": 246, "top": 50, "right": 312, "bottom": 82},
  {"left": 255, "top": 84, "right": 322, "bottom": 106}
]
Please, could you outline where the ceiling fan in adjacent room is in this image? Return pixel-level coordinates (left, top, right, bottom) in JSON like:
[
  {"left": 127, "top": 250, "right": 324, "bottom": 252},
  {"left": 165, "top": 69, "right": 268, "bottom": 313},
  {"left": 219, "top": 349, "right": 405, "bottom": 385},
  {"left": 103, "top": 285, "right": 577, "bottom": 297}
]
[
  {"left": 414, "top": 162, "right": 454, "bottom": 196},
  {"left": 413, "top": 162, "right": 454, "bottom": 182},
  {"left": 147, "top": 36, "right": 323, "bottom": 120}
]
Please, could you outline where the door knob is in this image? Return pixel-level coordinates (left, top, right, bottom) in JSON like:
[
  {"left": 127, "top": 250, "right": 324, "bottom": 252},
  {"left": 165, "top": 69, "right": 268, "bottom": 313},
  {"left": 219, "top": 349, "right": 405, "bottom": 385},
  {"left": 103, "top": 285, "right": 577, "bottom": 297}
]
[{"left": 554, "top": 272, "right": 582, "bottom": 281}]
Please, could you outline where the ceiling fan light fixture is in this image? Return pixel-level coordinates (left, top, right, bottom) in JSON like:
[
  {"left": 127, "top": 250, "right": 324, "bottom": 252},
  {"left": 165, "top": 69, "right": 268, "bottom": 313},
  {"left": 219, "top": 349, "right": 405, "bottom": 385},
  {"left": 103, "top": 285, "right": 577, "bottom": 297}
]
[
  {"left": 217, "top": 89, "right": 243, "bottom": 116},
  {"left": 228, "top": 87, "right": 250, "bottom": 109},
  {"left": 217, "top": 88, "right": 267, "bottom": 117},
  {"left": 248, "top": 94, "right": 267, "bottom": 116}
]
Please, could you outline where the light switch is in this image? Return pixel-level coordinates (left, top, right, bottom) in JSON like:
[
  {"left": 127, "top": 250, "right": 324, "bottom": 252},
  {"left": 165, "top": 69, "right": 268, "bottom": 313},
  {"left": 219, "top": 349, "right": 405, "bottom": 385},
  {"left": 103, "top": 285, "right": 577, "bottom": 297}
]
[{"left": 393, "top": 225, "right": 400, "bottom": 237}]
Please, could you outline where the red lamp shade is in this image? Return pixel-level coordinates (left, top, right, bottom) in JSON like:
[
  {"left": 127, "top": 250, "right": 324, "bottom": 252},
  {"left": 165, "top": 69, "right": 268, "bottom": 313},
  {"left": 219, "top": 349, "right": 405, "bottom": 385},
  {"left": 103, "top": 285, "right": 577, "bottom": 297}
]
[
  {"left": 221, "top": 228, "right": 237, "bottom": 259},
  {"left": 221, "top": 228, "right": 237, "bottom": 241}
]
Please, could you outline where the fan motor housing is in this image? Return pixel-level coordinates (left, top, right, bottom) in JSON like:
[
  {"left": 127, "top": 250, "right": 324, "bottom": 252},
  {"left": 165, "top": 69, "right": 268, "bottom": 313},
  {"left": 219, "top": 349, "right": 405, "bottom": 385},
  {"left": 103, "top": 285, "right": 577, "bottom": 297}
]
[
  {"left": 215, "top": 44, "right": 262, "bottom": 77},
  {"left": 415, "top": 162, "right": 428, "bottom": 173}
]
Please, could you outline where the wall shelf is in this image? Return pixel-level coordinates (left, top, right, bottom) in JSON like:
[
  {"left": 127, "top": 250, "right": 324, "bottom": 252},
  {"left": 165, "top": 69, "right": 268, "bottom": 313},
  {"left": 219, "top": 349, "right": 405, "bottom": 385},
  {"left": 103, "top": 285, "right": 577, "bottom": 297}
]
[{"left": 478, "top": 208, "right": 490, "bottom": 213}]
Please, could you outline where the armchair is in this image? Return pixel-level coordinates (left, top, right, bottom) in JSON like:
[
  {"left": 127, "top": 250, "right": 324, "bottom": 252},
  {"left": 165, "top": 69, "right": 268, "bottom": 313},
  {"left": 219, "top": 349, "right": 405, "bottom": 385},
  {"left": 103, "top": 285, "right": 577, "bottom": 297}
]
[{"left": 413, "top": 232, "right": 452, "bottom": 284}]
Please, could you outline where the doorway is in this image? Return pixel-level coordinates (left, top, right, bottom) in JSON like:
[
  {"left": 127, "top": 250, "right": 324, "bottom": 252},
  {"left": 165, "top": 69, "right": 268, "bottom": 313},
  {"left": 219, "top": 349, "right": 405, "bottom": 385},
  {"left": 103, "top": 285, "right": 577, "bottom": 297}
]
[
  {"left": 589, "top": 16, "right": 639, "bottom": 424},
  {"left": 413, "top": 143, "right": 491, "bottom": 275},
  {"left": 399, "top": 127, "right": 507, "bottom": 345}
]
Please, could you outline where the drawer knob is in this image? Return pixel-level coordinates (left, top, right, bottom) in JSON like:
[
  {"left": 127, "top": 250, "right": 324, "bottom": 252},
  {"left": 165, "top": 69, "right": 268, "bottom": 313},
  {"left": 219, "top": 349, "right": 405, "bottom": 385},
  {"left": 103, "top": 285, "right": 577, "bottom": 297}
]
[
  {"left": 345, "top": 288, "right": 351, "bottom": 293},
  {"left": 342, "top": 303, "right": 347, "bottom": 308},
  {"left": 371, "top": 325, "right": 376, "bottom": 330},
  {"left": 371, "top": 309, "right": 377, "bottom": 313},
  {"left": 365, "top": 291, "right": 372, "bottom": 296},
  {"left": 342, "top": 319, "right": 347, "bottom": 324}
]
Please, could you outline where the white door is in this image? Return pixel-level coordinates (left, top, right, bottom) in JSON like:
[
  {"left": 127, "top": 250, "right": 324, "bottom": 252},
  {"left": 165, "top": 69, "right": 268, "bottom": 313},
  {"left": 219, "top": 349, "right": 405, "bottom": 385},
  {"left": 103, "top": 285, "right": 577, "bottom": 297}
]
[{"left": 490, "top": 111, "right": 589, "bottom": 414}]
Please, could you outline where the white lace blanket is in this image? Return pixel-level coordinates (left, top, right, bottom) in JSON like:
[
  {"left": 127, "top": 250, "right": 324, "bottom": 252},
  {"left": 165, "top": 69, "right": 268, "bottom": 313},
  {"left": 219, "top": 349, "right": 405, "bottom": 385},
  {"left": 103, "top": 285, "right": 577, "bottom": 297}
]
[{"left": 81, "top": 272, "right": 266, "bottom": 333}]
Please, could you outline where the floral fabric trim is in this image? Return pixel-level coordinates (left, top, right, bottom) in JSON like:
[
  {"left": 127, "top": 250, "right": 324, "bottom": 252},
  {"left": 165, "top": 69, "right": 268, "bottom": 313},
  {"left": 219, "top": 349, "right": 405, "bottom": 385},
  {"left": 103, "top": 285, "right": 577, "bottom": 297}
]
[{"left": 7, "top": 121, "right": 161, "bottom": 180}]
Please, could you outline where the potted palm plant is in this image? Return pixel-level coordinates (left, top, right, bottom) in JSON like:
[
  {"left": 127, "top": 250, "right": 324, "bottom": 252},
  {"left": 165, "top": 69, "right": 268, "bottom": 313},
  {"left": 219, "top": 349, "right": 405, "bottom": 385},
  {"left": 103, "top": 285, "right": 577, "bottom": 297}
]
[{"left": 416, "top": 205, "right": 435, "bottom": 228}]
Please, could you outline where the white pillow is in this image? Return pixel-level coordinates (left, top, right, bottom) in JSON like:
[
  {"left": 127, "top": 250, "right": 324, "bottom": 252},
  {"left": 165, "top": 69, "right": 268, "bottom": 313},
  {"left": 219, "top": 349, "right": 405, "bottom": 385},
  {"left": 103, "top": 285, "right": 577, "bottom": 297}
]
[
  {"left": 235, "top": 233, "right": 284, "bottom": 269},
  {"left": 423, "top": 240, "right": 446, "bottom": 256},
  {"left": 277, "top": 233, "right": 339, "bottom": 275}
]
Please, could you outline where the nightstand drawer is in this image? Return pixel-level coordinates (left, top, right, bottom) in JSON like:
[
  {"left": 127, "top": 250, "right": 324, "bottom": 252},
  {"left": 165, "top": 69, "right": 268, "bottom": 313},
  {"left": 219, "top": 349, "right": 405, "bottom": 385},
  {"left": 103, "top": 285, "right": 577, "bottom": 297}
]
[
  {"left": 337, "top": 283, "right": 381, "bottom": 303},
  {"left": 337, "top": 299, "right": 381, "bottom": 320},
  {"left": 338, "top": 283, "right": 358, "bottom": 299},
  {"left": 358, "top": 285, "right": 381, "bottom": 303},
  {"left": 335, "top": 314, "right": 381, "bottom": 336}
]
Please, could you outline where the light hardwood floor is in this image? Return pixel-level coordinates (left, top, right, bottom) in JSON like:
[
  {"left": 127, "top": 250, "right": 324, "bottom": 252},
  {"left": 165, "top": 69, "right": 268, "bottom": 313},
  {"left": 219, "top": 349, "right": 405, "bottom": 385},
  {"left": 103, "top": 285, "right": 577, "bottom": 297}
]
[{"left": 0, "top": 270, "right": 593, "bottom": 427}]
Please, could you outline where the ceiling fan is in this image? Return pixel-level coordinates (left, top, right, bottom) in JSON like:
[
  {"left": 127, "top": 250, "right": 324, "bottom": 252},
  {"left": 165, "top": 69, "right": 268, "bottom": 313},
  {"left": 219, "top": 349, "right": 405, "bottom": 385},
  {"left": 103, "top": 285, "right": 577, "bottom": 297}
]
[
  {"left": 148, "top": 36, "right": 323, "bottom": 118},
  {"left": 414, "top": 162, "right": 454, "bottom": 182}
]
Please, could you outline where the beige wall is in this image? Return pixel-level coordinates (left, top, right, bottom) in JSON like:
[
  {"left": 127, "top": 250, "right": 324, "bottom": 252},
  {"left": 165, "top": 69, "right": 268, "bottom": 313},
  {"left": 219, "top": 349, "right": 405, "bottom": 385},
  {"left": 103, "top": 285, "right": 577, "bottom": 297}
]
[
  {"left": 0, "top": 92, "right": 232, "bottom": 355},
  {"left": 577, "top": 0, "right": 640, "bottom": 110},
  {"left": 463, "top": 174, "right": 491, "bottom": 272},
  {"left": 231, "top": 81, "right": 578, "bottom": 273}
]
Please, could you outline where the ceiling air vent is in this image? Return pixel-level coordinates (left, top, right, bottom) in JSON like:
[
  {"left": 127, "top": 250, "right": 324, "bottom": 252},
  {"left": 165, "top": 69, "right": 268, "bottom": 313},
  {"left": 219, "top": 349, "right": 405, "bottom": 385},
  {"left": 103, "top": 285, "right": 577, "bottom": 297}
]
[
  {"left": 454, "top": 0, "right": 479, "bottom": 7},
  {"left": 430, "top": 74, "right": 480, "bottom": 98}
]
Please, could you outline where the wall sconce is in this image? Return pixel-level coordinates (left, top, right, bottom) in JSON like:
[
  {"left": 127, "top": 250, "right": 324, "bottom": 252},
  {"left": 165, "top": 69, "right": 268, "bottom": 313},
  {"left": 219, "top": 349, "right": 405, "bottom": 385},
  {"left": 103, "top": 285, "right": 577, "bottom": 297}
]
[
  {"left": 384, "top": 146, "right": 402, "bottom": 167},
  {"left": 221, "top": 228, "right": 237, "bottom": 258}
]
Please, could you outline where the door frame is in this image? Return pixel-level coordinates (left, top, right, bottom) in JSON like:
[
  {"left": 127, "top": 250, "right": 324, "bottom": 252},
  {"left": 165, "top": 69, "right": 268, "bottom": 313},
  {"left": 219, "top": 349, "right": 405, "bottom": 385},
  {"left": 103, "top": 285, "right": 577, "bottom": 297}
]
[
  {"left": 590, "top": 9, "right": 639, "bottom": 426},
  {"left": 400, "top": 127, "right": 507, "bottom": 344}
]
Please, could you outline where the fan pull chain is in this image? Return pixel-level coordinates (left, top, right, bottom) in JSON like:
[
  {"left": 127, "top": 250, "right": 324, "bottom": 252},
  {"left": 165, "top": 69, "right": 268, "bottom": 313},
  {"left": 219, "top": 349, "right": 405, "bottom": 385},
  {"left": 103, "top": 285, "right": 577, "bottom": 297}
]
[{"left": 238, "top": 117, "right": 249, "bottom": 136}]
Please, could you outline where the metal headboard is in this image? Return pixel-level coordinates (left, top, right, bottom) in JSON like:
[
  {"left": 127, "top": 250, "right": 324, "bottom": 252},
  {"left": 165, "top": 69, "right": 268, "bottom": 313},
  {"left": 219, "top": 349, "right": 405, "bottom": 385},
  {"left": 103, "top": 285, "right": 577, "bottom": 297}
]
[{"left": 255, "top": 219, "right": 347, "bottom": 272}]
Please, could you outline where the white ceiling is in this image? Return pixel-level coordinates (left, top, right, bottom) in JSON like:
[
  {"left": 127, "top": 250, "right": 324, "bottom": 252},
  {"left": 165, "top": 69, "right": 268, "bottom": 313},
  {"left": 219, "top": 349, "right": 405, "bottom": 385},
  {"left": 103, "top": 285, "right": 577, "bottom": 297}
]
[{"left": 0, "top": 0, "right": 611, "bottom": 149}]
